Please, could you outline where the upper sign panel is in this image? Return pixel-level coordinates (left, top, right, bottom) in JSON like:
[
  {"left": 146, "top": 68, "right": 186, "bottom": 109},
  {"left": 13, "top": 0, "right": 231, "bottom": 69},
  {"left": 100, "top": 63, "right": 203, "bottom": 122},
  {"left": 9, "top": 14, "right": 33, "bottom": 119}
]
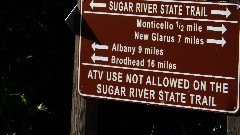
[{"left": 78, "top": 0, "right": 240, "bottom": 113}]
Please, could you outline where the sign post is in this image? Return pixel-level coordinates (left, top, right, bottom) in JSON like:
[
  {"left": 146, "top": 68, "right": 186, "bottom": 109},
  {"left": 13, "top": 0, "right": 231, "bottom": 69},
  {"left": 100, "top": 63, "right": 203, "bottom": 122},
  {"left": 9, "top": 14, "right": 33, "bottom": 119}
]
[{"left": 78, "top": 0, "right": 240, "bottom": 113}]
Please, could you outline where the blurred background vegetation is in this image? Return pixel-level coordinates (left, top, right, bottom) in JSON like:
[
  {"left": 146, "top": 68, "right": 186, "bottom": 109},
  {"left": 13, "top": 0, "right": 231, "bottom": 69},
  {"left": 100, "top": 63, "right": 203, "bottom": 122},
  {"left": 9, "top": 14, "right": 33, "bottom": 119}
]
[{"left": 0, "top": 0, "right": 75, "bottom": 134}]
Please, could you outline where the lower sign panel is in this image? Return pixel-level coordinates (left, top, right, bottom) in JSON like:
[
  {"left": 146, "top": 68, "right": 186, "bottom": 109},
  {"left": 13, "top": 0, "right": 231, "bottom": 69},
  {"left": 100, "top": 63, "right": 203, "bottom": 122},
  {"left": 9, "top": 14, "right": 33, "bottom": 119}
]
[{"left": 79, "top": 61, "right": 239, "bottom": 113}]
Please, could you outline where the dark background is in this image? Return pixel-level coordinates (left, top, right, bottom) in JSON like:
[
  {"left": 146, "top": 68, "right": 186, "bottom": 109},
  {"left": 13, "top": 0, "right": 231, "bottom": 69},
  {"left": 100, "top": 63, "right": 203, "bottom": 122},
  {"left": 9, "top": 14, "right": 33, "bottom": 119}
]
[
  {"left": 0, "top": 0, "right": 231, "bottom": 134},
  {"left": 0, "top": 0, "right": 75, "bottom": 134},
  {"left": 98, "top": 100, "right": 227, "bottom": 135}
]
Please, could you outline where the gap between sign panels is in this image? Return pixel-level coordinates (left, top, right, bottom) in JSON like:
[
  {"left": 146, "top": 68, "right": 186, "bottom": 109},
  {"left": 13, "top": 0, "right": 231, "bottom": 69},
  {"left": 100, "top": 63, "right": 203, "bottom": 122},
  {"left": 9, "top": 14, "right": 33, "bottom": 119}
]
[
  {"left": 81, "top": 63, "right": 235, "bottom": 80},
  {"left": 83, "top": 11, "right": 238, "bottom": 24}
]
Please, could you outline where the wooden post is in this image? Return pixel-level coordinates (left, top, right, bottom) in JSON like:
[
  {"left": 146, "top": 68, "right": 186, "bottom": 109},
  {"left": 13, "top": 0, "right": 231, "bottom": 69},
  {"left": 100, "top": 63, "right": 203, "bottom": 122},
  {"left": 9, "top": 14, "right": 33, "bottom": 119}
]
[
  {"left": 227, "top": 116, "right": 240, "bottom": 135},
  {"left": 70, "top": 35, "right": 85, "bottom": 135},
  {"left": 70, "top": 2, "right": 98, "bottom": 134}
]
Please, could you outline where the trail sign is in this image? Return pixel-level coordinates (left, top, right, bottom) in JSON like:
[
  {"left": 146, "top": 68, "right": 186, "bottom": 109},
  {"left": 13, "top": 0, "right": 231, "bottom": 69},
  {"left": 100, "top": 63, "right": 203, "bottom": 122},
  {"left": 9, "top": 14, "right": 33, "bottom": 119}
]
[{"left": 78, "top": 0, "right": 240, "bottom": 113}]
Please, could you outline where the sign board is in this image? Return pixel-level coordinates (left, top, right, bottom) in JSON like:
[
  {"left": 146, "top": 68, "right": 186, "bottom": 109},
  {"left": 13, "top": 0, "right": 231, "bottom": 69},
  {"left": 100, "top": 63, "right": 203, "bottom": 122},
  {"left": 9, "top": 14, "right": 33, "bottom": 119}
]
[{"left": 78, "top": 0, "right": 240, "bottom": 113}]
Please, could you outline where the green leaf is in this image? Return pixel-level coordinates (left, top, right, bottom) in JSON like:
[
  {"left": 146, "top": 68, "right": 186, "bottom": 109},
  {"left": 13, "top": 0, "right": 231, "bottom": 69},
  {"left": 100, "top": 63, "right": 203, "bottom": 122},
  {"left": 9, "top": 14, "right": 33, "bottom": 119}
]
[
  {"left": 21, "top": 94, "right": 27, "bottom": 105},
  {"left": 37, "top": 103, "right": 48, "bottom": 112},
  {"left": 26, "top": 55, "right": 33, "bottom": 59}
]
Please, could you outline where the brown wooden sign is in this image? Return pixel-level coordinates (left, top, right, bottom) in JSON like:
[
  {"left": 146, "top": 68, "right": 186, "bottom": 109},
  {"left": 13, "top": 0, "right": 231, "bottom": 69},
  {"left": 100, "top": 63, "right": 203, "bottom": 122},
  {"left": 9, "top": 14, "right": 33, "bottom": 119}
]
[{"left": 78, "top": 0, "right": 240, "bottom": 113}]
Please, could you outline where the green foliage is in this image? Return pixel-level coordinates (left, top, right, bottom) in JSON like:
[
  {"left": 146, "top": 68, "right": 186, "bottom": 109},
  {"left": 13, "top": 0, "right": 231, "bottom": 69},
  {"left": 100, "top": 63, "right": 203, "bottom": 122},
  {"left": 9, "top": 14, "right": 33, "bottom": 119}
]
[{"left": 37, "top": 103, "right": 48, "bottom": 112}]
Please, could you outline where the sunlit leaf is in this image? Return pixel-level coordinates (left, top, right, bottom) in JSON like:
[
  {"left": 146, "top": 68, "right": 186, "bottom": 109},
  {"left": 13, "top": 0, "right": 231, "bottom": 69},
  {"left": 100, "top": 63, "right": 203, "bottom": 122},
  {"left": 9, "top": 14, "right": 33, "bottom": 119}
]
[
  {"left": 37, "top": 103, "right": 48, "bottom": 112},
  {"left": 21, "top": 94, "right": 27, "bottom": 105},
  {"left": 26, "top": 55, "right": 33, "bottom": 59}
]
